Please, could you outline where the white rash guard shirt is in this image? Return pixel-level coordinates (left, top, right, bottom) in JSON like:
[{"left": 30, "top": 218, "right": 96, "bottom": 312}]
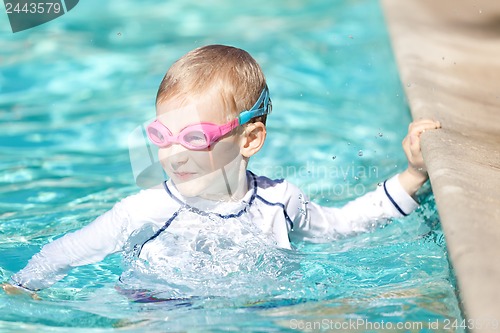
[{"left": 11, "top": 171, "right": 418, "bottom": 291}]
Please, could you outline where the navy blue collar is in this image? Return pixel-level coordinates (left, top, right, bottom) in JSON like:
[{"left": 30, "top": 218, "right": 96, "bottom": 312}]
[{"left": 162, "top": 171, "right": 258, "bottom": 219}]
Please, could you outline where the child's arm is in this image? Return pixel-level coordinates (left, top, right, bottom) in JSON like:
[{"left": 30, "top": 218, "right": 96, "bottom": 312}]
[
  {"left": 287, "top": 119, "right": 441, "bottom": 242},
  {"left": 4, "top": 188, "right": 173, "bottom": 293},
  {"left": 398, "top": 119, "right": 441, "bottom": 198},
  {"left": 5, "top": 200, "right": 135, "bottom": 293}
]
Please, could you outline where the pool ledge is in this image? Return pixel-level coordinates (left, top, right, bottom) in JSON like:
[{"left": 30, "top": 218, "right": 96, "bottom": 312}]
[{"left": 381, "top": 0, "right": 500, "bottom": 330}]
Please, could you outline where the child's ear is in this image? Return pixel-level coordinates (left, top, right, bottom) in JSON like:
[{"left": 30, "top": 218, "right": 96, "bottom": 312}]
[{"left": 239, "top": 122, "right": 266, "bottom": 158}]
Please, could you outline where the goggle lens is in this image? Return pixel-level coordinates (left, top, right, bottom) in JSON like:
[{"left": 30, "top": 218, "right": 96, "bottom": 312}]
[
  {"left": 182, "top": 130, "right": 209, "bottom": 148},
  {"left": 146, "top": 124, "right": 212, "bottom": 150},
  {"left": 147, "top": 126, "right": 168, "bottom": 146}
]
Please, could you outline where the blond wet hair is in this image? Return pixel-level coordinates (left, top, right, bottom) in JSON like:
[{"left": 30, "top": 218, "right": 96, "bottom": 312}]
[{"left": 156, "top": 45, "right": 268, "bottom": 123}]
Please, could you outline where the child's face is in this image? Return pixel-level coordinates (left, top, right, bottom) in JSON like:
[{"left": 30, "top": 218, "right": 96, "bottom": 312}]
[{"left": 156, "top": 93, "right": 245, "bottom": 199}]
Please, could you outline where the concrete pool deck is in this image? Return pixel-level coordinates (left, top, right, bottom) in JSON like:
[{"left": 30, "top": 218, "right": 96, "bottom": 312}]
[{"left": 381, "top": 0, "right": 500, "bottom": 330}]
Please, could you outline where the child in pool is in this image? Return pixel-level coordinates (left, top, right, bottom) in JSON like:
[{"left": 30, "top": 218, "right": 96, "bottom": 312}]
[{"left": 2, "top": 45, "right": 440, "bottom": 298}]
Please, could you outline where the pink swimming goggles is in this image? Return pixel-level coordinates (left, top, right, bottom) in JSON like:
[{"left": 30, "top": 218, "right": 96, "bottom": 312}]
[{"left": 146, "top": 86, "right": 271, "bottom": 150}]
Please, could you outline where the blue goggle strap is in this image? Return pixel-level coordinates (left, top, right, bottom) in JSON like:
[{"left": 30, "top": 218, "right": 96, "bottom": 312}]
[{"left": 238, "top": 85, "right": 272, "bottom": 125}]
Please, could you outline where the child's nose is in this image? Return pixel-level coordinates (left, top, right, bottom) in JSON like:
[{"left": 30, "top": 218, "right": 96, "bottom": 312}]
[{"left": 165, "top": 143, "right": 189, "bottom": 167}]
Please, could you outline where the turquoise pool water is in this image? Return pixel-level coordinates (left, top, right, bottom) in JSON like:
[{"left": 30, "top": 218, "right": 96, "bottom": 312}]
[{"left": 0, "top": 0, "right": 464, "bottom": 331}]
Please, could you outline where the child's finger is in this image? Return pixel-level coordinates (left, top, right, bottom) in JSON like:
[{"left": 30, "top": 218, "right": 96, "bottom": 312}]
[
  {"left": 409, "top": 133, "right": 422, "bottom": 158},
  {"left": 402, "top": 135, "right": 411, "bottom": 156},
  {"left": 409, "top": 121, "right": 441, "bottom": 138},
  {"left": 2, "top": 283, "right": 17, "bottom": 294},
  {"left": 408, "top": 119, "right": 441, "bottom": 131},
  {"left": 403, "top": 135, "right": 420, "bottom": 164},
  {"left": 409, "top": 118, "right": 439, "bottom": 127}
]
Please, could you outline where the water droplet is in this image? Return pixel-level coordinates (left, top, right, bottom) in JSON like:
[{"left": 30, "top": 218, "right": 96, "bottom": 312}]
[
  {"left": 117, "top": 32, "right": 122, "bottom": 36},
  {"left": 378, "top": 132, "right": 383, "bottom": 137},
  {"left": 377, "top": 182, "right": 382, "bottom": 186},
  {"left": 331, "top": 155, "right": 336, "bottom": 160},
  {"left": 347, "top": 142, "right": 351, "bottom": 146},
  {"left": 354, "top": 176, "right": 359, "bottom": 181},
  {"left": 358, "top": 150, "right": 363, "bottom": 157},
  {"left": 406, "top": 83, "right": 411, "bottom": 87}
]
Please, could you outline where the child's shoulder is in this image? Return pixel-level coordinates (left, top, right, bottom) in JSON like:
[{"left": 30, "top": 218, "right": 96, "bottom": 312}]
[
  {"left": 116, "top": 182, "right": 179, "bottom": 217},
  {"left": 251, "top": 172, "right": 304, "bottom": 202},
  {"left": 124, "top": 183, "right": 168, "bottom": 200}
]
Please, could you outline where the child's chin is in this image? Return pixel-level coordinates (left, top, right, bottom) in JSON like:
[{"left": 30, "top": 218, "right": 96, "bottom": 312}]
[
  {"left": 175, "top": 183, "right": 206, "bottom": 198},
  {"left": 175, "top": 182, "right": 233, "bottom": 200}
]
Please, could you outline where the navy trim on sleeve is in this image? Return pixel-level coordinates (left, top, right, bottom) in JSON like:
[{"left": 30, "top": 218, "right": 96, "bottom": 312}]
[
  {"left": 137, "top": 208, "right": 181, "bottom": 256},
  {"left": 255, "top": 195, "right": 294, "bottom": 230},
  {"left": 383, "top": 180, "right": 408, "bottom": 216},
  {"left": 9, "top": 278, "right": 38, "bottom": 293}
]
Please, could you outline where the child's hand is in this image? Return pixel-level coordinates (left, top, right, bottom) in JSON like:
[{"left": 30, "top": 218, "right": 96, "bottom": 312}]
[
  {"left": 399, "top": 119, "right": 441, "bottom": 196},
  {"left": 1, "top": 283, "right": 40, "bottom": 300},
  {"left": 403, "top": 119, "right": 441, "bottom": 176}
]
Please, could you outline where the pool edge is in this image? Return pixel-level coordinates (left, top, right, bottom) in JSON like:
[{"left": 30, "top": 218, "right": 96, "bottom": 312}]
[{"left": 381, "top": 0, "right": 500, "bottom": 331}]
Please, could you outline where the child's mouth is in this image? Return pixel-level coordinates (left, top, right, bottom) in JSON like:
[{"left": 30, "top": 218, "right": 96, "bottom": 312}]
[{"left": 173, "top": 172, "right": 197, "bottom": 180}]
